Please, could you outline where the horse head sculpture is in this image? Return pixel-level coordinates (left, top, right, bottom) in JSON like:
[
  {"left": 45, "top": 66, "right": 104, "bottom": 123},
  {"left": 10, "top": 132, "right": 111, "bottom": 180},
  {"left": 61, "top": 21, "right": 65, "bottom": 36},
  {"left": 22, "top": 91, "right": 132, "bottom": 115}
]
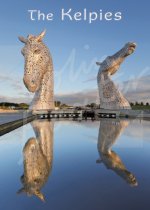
[
  {"left": 97, "top": 42, "right": 136, "bottom": 110},
  {"left": 19, "top": 30, "right": 54, "bottom": 110}
]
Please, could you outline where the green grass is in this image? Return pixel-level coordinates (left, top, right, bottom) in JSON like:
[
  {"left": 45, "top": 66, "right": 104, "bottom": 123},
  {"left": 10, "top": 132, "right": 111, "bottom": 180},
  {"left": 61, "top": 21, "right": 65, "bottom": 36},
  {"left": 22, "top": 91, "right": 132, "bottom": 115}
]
[{"left": 131, "top": 105, "right": 150, "bottom": 110}]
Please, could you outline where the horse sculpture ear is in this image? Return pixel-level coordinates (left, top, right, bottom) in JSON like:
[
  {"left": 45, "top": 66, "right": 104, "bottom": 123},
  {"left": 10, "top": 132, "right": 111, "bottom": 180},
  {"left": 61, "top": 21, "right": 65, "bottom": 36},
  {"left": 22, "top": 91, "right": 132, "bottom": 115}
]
[
  {"left": 96, "top": 159, "right": 102, "bottom": 164},
  {"left": 18, "top": 36, "right": 27, "bottom": 44},
  {"left": 96, "top": 62, "right": 102, "bottom": 66},
  {"left": 36, "top": 29, "right": 46, "bottom": 42},
  {"left": 35, "top": 190, "right": 45, "bottom": 202},
  {"left": 17, "top": 187, "right": 26, "bottom": 194}
]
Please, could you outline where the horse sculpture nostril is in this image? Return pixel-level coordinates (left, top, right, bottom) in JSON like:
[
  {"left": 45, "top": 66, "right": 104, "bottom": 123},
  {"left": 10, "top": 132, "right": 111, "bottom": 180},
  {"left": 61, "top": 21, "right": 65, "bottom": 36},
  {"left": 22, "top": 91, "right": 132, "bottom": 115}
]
[{"left": 23, "top": 77, "right": 36, "bottom": 92}]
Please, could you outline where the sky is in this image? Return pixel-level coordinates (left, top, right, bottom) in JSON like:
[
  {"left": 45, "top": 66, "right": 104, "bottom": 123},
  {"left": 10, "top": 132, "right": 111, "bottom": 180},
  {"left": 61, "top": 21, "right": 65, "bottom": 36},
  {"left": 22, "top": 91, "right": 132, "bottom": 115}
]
[{"left": 0, "top": 0, "right": 150, "bottom": 105}]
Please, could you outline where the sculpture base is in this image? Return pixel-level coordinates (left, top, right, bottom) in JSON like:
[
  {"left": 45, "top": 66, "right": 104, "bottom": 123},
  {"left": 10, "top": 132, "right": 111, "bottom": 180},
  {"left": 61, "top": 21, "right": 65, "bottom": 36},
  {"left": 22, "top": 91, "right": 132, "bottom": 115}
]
[{"left": 29, "top": 102, "right": 54, "bottom": 111}]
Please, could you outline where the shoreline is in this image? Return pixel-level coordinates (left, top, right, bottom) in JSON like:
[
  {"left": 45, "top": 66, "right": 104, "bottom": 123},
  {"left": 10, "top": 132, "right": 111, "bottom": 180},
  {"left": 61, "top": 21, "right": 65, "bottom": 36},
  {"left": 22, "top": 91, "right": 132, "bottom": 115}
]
[{"left": 0, "top": 109, "right": 22, "bottom": 113}]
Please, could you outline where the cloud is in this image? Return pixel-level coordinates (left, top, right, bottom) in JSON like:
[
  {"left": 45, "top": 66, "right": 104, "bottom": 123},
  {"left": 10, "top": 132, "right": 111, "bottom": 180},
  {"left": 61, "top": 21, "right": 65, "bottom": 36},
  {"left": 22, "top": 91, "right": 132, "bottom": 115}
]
[
  {"left": 83, "top": 75, "right": 97, "bottom": 83},
  {"left": 0, "top": 74, "right": 14, "bottom": 82},
  {"left": 0, "top": 73, "right": 21, "bottom": 82},
  {"left": 0, "top": 73, "right": 32, "bottom": 98},
  {"left": 55, "top": 89, "right": 99, "bottom": 106},
  {"left": 11, "top": 82, "right": 24, "bottom": 91},
  {"left": 0, "top": 95, "right": 31, "bottom": 104},
  {"left": 55, "top": 75, "right": 150, "bottom": 105},
  {"left": 0, "top": 74, "right": 149, "bottom": 105},
  {"left": 0, "top": 73, "right": 23, "bottom": 91},
  {"left": 124, "top": 119, "right": 150, "bottom": 141},
  {"left": 121, "top": 75, "right": 150, "bottom": 103}
]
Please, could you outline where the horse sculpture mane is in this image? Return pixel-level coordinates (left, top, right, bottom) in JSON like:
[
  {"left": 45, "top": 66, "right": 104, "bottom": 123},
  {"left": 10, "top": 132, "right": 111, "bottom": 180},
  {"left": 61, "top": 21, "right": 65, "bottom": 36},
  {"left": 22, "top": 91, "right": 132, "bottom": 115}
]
[
  {"left": 97, "top": 42, "right": 136, "bottom": 110},
  {"left": 19, "top": 30, "right": 54, "bottom": 110}
]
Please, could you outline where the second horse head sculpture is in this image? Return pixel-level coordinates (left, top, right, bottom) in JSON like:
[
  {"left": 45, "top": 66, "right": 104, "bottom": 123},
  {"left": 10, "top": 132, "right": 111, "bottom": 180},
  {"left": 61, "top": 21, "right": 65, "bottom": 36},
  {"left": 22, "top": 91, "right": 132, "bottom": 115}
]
[{"left": 97, "top": 42, "right": 136, "bottom": 110}]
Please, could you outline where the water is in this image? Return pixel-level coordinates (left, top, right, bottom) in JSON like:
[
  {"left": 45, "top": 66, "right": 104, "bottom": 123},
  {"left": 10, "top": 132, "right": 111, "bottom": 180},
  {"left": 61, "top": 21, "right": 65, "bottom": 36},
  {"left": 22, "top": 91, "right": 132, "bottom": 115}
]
[
  {"left": 0, "top": 112, "right": 32, "bottom": 125},
  {"left": 0, "top": 118, "right": 150, "bottom": 210}
]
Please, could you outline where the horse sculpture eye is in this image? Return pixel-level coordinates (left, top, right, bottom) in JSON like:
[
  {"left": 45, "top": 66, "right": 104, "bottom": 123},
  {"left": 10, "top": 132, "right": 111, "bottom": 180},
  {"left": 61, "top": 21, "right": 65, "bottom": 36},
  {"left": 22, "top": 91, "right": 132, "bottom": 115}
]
[{"left": 34, "top": 49, "right": 41, "bottom": 54}]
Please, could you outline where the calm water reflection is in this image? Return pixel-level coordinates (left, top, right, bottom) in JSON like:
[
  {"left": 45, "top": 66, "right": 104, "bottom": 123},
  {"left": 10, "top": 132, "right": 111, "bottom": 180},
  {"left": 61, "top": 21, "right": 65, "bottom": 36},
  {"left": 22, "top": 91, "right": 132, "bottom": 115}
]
[
  {"left": 0, "top": 118, "right": 150, "bottom": 210},
  {"left": 17, "top": 120, "right": 54, "bottom": 201},
  {"left": 97, "top": 119, "right": 138, "bottom": 186}
]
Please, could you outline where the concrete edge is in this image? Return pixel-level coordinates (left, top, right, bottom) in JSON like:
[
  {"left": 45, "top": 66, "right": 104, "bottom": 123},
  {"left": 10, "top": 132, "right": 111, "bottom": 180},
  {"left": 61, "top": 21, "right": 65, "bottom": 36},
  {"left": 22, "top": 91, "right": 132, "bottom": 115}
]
[{"left": 0, "top": 115, "right": 36, "bottom": 136}]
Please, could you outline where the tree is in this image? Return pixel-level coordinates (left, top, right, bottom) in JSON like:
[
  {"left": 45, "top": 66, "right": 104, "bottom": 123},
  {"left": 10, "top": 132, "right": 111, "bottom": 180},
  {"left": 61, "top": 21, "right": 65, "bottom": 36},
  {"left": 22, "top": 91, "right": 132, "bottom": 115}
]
[
  {"left": 130, "top": 102, "right": 134, "bottom": 106},
  {"left": 19, "top": 103, "right": 29, "bottom": 109},
  {"left": 55, "top": 101, "right": 61, "bottom": 107},
  {"left": 90, "top": 103, "right": 96, "bottom": 108},
  {"left": 140, "top": 102, "right": 144, "bottom": 106},
  {"left": 146, "top": 102, "right": 149, "bottom": 106},
  {"left": 85, "top": 103, "right": 97, "bottom": 108},
  {"left": 60, "top": 104, "right": 68, "bottom": 109},
  {"left": 86, "top": 104, "right": 91, "bottom": 108}
]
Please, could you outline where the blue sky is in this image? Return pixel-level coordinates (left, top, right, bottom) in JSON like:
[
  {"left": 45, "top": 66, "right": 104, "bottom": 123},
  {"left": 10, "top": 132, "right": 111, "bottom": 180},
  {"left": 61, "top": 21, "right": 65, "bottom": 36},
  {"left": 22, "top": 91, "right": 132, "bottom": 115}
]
[{"left": 0, "top": 0, "right": 150, "bottom": 105}]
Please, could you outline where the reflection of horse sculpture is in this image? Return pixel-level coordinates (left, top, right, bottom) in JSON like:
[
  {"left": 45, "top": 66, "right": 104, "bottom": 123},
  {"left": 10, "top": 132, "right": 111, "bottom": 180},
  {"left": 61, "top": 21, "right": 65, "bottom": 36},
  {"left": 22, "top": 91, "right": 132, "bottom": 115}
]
[
  {"left": 97, "top": 42, "right": 136, "bottom": 110},
  {"left": 17, "top": 120, "right": 54, "bottom": 201},
  {"left": 19, "top": 30, "right": 54, "bottom": 110},
  {"left": 97, "top": 119, "right": 138, "bottom": 186}
]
